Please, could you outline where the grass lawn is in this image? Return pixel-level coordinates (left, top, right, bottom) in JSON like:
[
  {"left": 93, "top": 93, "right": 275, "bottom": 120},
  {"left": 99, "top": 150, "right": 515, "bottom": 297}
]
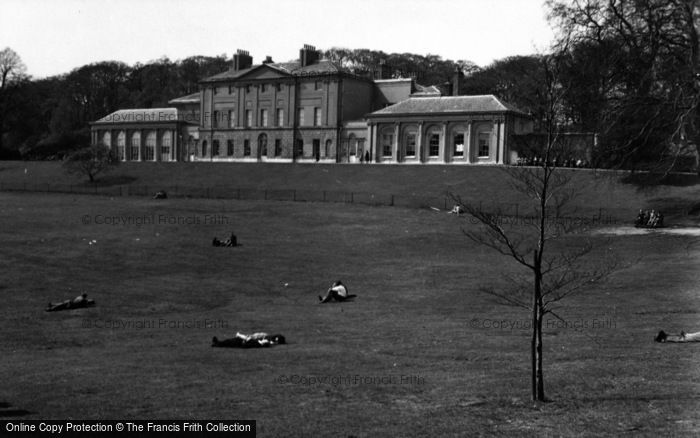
[{"left": 1, "top": 189, "right": 700, "bottom": 436}]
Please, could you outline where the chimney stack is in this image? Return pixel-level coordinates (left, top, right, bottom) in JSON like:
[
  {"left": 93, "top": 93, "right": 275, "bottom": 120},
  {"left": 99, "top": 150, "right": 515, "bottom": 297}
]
[
  {"left": 299, "top": 44, "right": 320, "bottom": 67},
  {"left": 452, "top": 66, "right": 463, "bottom": 96},
  {"left": 263, "top": 56, "right": 274, "bottom": 64},
  {"left": 374, "top": 59, "right": 392, "bottom": 80},
  {"left": 233, "top": 49, "right": 253, "bottom": 71}
]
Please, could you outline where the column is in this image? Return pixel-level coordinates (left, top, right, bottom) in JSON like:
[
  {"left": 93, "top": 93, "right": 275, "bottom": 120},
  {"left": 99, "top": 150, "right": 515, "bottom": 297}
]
[
  {"left": 367, "top": 123, "right": 375, "bottom": 163},
  {"left": 155, "top": 129, "right": 161, "bottom": 162},
  {"left": 393, "top": 123, "right": 400, "bottom": 163},
  {"left": 497, "top": 120, "right": 505, "bottom": 164},
  {"left": 441, "top": 122, "right": 448, "bottom": 163},
  {"left": 416, "top": 122, "right": 424, "bottom": 163},
  {"left": 139, "top": 130, "right": 144, "bottom": 162},
  {"left": 465, "top": 121, "right": 472, "bottom": 164}
]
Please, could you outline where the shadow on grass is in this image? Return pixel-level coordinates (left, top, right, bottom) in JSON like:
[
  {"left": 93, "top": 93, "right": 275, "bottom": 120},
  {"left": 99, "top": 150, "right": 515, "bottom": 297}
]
[
  {"left": 77, "top": 175, "right": 138, "bottom": 187},
  {"left": 0, "top": 402, "right": 32, "bottom": 417},
  {"left": 621, "top": 172, "right": 700, "bottom": 189}
]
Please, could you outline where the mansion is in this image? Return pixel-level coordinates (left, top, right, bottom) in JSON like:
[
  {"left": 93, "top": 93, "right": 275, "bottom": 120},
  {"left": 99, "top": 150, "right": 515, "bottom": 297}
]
[{"left": 90, "top": 45, "right": 534, "bottom": 164}]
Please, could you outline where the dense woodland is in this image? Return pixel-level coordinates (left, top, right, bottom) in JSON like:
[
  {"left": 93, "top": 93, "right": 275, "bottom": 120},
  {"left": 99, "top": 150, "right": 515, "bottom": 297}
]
[{"left": 0, "top": 0, "right": 698, "bottom": 172}]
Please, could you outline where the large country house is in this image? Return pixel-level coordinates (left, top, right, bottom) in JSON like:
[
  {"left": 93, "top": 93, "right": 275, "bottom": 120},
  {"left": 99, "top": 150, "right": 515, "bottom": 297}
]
[{"left": 90, "top": 45, "right": 534, "bottom": 164}]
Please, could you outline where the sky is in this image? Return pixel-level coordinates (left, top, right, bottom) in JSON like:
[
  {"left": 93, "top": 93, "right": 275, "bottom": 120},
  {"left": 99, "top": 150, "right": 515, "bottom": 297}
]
[{"left": 1, "top": 0, "right": 556, "bottom": 79}]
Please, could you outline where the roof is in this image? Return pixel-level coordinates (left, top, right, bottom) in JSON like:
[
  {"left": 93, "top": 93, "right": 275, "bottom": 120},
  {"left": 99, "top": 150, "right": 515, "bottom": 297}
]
[
  {"left": 411, "top": 84, "right": 442, "bottom": 97},
  {"left": 168, "top": 92, "right": 200, "bottom": 105},
  {"left": 92, "top": 108, "right": 185, "bottom": 124},
  {"left": 367, "top": 95, "right": 529, "bottom": 117},
  {"left": 201, "top": 60, "right": 343, "bottom": 83}
]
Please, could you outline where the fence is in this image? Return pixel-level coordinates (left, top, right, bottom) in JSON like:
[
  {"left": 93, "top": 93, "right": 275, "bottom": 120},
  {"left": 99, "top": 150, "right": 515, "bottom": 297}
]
[
  {"left": 0, "top": 181, "right": 463, "bottom": 210},
  {"left": 0, "top": 180, "right": 626, "bottom": 222}
]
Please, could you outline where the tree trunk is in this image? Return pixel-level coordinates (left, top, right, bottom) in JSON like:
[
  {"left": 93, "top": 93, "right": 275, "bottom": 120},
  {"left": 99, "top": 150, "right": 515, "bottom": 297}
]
[{"left": 531, "top": 250, "right": 546, "bottom": 402}]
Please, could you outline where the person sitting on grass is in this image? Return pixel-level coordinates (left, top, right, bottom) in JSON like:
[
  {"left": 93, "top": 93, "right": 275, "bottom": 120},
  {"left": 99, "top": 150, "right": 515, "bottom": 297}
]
[
  {"left": 211, "top": 332, "right": 286, "bottom": 348},
  {"left": 655, "top": 330, "right": 700, "bottom": 343},
  {"left": 46, "top": 293, "right": 95, "bottom": 312},
  {"left": 319, "top": 280, "right": 357, "bottom": 303}
]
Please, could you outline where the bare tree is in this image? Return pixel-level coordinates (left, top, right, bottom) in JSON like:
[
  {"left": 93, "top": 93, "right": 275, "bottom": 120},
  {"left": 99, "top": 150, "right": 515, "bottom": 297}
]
[
  {"left": 0, "top": 48, "right": 28, "bottom": 153},
  {"left": 0, "top": 47, "right": 27, "bottom": 91},
  {"left": 452, "top": 56, "right": 616, "bottom": 402},
  {"left": 547, "top": 0, "right": 700, "bottom": 175},
  {"left": 62, "top": 144, "right": 120, "bottom": 183}
]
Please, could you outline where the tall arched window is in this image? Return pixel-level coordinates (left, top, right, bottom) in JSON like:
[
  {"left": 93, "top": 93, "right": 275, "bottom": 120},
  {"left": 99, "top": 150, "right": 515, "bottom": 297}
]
[
  {"left": 325, "top": 139, "right": 332, "bottom": 158},
  {"left": 145, "top": 131, "right": 156, "bottom": 161},
  {"left": 130, "top": 132, "right": 141, "bottom": 161},
  {"left": 116, "top": 131, "right": 126, "bottom": 160},
  {"left": 102, "top": 131, "right": 111, "bottom": 148},
  {"left": 258, "top": 133, "right": 268, "bottom": 157},
  {"left": 348, "top": 134, "right": 357, "bottom": 157},
  {"left": 161, "top": 131, "right": 172, "bottom": 161},
  {"left": 380, "top": 127, "right": 394, "bottom": 159}
]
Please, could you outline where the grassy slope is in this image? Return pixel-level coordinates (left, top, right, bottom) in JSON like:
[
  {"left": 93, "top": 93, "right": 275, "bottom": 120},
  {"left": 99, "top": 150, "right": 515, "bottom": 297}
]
[
  {"left": 1, "top": 192, "right": 700, "bottom": 436},
  {"left": 1, "top": 161, "right": 700, "bottom": 222}
]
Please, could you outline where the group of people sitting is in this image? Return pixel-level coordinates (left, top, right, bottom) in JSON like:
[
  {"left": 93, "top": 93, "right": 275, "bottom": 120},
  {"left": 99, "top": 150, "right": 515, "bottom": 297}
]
[
  {"left": 212, "top": 332, "right": 286, "bottom": 348},
  {"left": 212, "top": 233, "right": 237, "bottom": 247},
  {"left": 655, "top": 330, "right": 700, "bottom": 343},
  {"left": 46, "top": 293, "right": 95, "bottom": 312},
  {"left": 634, "top": 209, "right": 664, "bottom": 228},
  {"left": 515, "top": 156, "right": 590, "bottom": 168}
]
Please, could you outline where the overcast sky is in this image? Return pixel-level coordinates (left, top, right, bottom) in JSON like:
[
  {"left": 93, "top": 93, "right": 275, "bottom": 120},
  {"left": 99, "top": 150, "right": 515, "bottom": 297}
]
[{"left": 2, "top": 0, "right": 555, "bottom": 79}]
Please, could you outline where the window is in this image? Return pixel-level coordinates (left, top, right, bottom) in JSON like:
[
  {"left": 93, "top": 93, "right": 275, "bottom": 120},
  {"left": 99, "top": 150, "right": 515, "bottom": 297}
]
[
  {"left": 130, "top": 132, "right": 141, "bottom": 160},
  {"left": 102, "top": 132, "right": 111, "bottom": 147},
  {"left": 274, "top": 139, "right": 282, "bottom": 157},
  {"left": 260, "top": 109, "right": 268, "bottom": 127},
  {"left": 315, "top": 81, "right": 322, "bottom": 90},
  {"left": 314, "top": 107, "right": 321, "bottom": 126},
  {"left": 246, "top": 110, "right": 253, "bottom": 127},
  {"left": 261, "top": 84, "right": 267, "bottom": 93},
  {"left": 297, "top": 108, "right": 305, "bottom": 126},
  {"left": 145, "top": 131, "right": 156, "bottom": 160},
  {"left": 478, "top": 132, "right": 490, "bottom": 157},
  {"left": 382, "top": 133, "right": 393, "bottom": 157},
  {"left": 429, "top": 134, "right": 440, "bottom": 157},
  {"left": 246, "top": 85, "right": 251, "bottom": 93},
  {"left": 213, "top": 87, "right": 218, "bottom": 95},
  {"left": 276, "top": 83, "right": 283, "bottom": 92},
  {"left": 116, "top": 131, "right": 126, "bottom": 160},
  {"left": 161, "top": 131, "right": 172, "bottom": 161},
  {"left": 229, "top": 110, "right": 235, "bottom": 128},
  {"left": 201, "top": 140, "right": 207, "bottom": 157},
  {"left": 313, "top": 139, "right": 320, "bottom": 161},
  {"left": 405, "top": 134, "right": 416, "bottom": 157},
  {"left": 244, "top": 139, "right": 250, "bottom": 156},
  {"left": 227, "top": 140, "right": 234, "bottom": 156},
  {"left": 295, "top": 139, "right": 304, "bottom": 157},
  {"left": 453, "top": 134, "right": 465, "bottom": 157},
  {"left": 212, "top": 139, "right": 220, "bottom": 156},
  {"left": 213, "top": 110, "right": 220, "bottom": 128},
  {"left": 258, "top": 134, "right": 268, "bottom": 156},
  {"left": 276, "top": 108, "right": 284, "bottom": 127},
  {"left": 325, "top": 139, "right": 332, "bottom": 157},
  {"left": 228, "top": 85, "right": 234, "bottom": 94}
]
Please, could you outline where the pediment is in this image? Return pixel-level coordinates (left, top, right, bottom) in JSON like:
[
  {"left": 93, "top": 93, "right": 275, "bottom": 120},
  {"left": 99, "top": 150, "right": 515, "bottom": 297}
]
[{"left": 236, "top": 64, "right": 291, "bottom": 81}]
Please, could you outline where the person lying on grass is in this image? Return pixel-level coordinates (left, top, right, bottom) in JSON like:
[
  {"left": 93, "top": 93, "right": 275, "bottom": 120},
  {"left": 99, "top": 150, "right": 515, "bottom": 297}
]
[
  {"left": 654, "top": 330, "right": 700, "bottom": 343},
  {"left": 212, "top": 233, "right": 237, "bottom": 247},
  {"left": 318, "top": 280, "right": 357, "bottom": 303},
  {"left": 46, "top": 293, "right": 95, "bottom": 312},
  {"left": 211, "top": 332, "right": 286, "bottom": 348}
]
